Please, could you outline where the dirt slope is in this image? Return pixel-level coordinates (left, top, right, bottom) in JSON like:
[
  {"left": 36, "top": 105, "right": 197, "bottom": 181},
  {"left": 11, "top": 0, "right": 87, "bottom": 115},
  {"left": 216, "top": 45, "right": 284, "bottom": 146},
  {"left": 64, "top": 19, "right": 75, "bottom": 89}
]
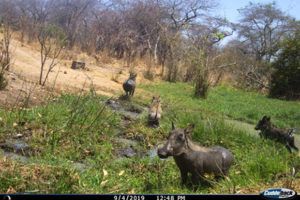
[{"left": 1, "top": 37, "right": 151, "bottom": 107}]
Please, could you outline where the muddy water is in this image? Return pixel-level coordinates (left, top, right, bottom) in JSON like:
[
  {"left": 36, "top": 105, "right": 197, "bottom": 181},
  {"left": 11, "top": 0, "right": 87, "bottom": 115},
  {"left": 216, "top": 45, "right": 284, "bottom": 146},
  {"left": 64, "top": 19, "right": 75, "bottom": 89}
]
[
  {"left": 106, "top": 99, "right": 145, "bottom": 120},
  {"left": 225, "top": 119, "right": 300, "bottom": 156},
  {"left": 0, "top": 139, "right": 89, "bottom": 172},
  {"left": 106, "top": 98, "right": 157, "bottom": 159}
]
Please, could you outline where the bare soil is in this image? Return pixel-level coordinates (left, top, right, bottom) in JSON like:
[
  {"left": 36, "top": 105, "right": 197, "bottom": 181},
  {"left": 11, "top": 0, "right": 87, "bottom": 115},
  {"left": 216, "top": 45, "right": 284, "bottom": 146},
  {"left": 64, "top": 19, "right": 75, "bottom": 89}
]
[
  {"left": 0, "top": 71, "right": 50, "bottom": 108},
  {"left": 1, "top": 37, "right": 153, "bottom": 107}
]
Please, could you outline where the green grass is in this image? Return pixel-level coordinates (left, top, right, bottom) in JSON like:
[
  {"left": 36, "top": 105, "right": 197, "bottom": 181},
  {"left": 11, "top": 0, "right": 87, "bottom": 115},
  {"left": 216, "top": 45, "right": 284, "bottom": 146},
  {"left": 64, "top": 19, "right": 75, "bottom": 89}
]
[
  {"left": 0, "top": 83, "right": 299, "bottom": 193},
  {"left": 140, "top": 82, "right": 300, "bottom": 128}
]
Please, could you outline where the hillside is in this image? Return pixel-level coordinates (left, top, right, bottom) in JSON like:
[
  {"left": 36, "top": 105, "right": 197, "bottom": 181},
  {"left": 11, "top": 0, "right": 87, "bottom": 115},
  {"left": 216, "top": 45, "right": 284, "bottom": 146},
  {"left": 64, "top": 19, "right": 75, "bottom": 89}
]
[{"left": 1, "top": 36, "right": 154, "bottom": 107}]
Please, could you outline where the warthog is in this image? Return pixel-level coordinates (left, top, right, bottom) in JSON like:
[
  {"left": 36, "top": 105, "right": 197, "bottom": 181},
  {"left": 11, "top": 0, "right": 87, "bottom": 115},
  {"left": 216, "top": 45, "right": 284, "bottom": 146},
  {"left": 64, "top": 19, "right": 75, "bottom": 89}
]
[
  {"left": 148, "top": 96, "right": 162, "bottom": 127},
  {"left": 255, "top": 116, "right": 299, "bottom": 153},
  {"left": 123, "top": 72, "right": 137, "bottom": 97},
  {"left": 157, "top": 122, "right": 234, "bottom": 186}
]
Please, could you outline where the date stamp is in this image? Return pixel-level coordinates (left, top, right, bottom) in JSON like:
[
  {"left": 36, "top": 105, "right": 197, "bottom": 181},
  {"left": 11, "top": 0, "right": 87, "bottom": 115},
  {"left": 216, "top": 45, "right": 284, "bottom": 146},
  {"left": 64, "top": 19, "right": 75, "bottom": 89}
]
[{"left": 114, "top": 195, "right": 145, "bottom": 200}]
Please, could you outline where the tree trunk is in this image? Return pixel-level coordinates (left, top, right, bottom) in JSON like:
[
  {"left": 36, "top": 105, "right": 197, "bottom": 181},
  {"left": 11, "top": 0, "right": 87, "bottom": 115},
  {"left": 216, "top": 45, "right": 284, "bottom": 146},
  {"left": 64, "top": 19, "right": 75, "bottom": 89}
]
[
  {"left": 154, "top": 35, "right": 160, "bottom": 64},
  {"left": 194, "top": 74, "right": 209, "bottom": 98},
  {"left": 194, "top": 51, "right": 209, "bottom": 98}
]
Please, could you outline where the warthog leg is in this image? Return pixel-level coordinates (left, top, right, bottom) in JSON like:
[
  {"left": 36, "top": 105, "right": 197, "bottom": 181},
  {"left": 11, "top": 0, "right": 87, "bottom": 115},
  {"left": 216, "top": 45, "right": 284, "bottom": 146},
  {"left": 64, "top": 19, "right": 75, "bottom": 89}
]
[
  {"left": 191, "top": 173, "right": 201, "bottom": 191},
  {"left": 191, "top": 173, "right": 201, "bottom": 185},
  {"left": 290, "top": 138, "right": 299, "bottom": 151},
  {"left": 131, "top": 88, "right": 135, "bottom": 96},
  {"left": 285, "top": 143, "right": 292, "bottom": 153},
  {"left": 179, "top": 168, "right": 188, "bottom": 185},
  {"left": 291, "top": 143, "right": 299, "bottom": 151}
]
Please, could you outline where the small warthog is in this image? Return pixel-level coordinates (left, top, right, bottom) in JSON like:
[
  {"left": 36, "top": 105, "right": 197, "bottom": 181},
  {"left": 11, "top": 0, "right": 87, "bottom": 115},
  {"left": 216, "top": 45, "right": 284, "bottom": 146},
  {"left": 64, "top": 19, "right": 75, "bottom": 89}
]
[
  {"left": 255, "top": 116, "right": 299, "bottom": 153},
  {"left": 157, "top": 123, "right": 234, "bottom": 186},
  {"left": 148, "top": 96, "right": 162, "bottom": 127},
  {"left": 123, "top": 72, "right": 137, "bottom": 97}
]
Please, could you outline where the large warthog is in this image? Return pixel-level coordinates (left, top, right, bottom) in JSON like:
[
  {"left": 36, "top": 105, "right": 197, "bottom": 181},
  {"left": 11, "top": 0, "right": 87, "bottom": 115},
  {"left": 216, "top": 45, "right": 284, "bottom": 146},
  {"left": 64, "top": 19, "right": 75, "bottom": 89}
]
[
  {"left": 148, "top": 96, "right": 162, "bottom": 127},
  {"left": 123, "top": 72, "right": 137, "bottom": 97},
  {"left": 255, "top": 116, "right": 299, "bottom": 153},
  {"left": 157, "top": 123, "right": 234, "bottom": 186}
]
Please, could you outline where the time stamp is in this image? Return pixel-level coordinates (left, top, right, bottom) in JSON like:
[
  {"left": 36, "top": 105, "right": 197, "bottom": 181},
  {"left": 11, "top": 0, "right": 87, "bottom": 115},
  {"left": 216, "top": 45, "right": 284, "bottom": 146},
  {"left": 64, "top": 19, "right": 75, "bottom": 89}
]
[{"left": 114, "top": 195, "right": 186, "bottom": 200}]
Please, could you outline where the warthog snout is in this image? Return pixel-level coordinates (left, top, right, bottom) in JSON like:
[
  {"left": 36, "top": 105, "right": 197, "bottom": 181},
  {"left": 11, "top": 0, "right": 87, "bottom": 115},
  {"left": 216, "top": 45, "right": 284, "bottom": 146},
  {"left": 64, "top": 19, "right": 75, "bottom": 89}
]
[
  {"left": 157, "top": 122, "right": 189, "bottom": 159},
  {"left": 157, "top": 141, "right": 174, "bottom": 159},
  {"left": 157, "top": 147, "right": 169, "bottom": 159},
  {"left": 255, "top": 115, "right": 270, "bottom": 130}
]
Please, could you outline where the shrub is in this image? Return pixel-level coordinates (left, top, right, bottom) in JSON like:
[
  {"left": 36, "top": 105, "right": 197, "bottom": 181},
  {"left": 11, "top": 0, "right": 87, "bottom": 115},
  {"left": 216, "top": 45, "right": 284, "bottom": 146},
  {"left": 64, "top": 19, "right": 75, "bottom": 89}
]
[{"left": 143, "top": 70, "right": 155, "bottom": 81}]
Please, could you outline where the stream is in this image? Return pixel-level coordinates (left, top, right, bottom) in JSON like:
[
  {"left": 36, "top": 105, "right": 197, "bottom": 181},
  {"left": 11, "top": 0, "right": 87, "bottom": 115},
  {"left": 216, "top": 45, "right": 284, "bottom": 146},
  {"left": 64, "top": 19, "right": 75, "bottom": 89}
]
[{"left": 1, "top": 100, "right": 299, "bottom": 170}]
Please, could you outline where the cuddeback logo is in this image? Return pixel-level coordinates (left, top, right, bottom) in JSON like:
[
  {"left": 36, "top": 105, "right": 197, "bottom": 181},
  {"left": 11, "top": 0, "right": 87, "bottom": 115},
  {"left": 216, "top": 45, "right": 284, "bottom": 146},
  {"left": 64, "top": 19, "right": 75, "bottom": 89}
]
[{"left": 261, "top": 188, "right": 297, "bottom": 199}]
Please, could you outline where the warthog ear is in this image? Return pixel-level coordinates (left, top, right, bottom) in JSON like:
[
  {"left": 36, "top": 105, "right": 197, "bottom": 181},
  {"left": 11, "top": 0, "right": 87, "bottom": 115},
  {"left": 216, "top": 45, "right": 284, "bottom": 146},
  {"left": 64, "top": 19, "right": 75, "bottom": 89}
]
[
  {"left": 171, "top": 121, "right": 175, "bottom": 130},
  {"left": 262, "top": 115, "right": 268, "bottom": 120},
  {"left": 266, "top": 116, "right": 271, "bottom": 121},
  {"left": 184, "top": 123, "right": 195, "bottom": 135},
  {"left": 157, "top": 96, "right": 161, "bottom": 102}
]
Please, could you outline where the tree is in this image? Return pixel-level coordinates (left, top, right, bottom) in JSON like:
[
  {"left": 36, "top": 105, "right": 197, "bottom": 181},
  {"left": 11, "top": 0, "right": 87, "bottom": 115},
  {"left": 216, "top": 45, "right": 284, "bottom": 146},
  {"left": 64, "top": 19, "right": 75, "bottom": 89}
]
[
  {"left": 185, "top": 17, "right": 233, "bottom": 98},
  {"left": 0, "top": 21, "right": 11, "bottom": 90},
  {"left": 0, "top": 29, "right": 8, "bottom": 90},
  {"left": 37, "top": 24, "right": 66, "bottom": 86},
  {"left": 220, "top": 40, "right": 272, "bottom": 91},
  {"left": 53, "top": 0, "right": 96, "bottom": 49},
  {"left": 159, "top": 0, "right": 217, "bottom": 82},
  {"left": 236, "top": 2, "right": 296, "bottom": 62},
  {"left": 269, "top": 29, "right": 300, "bottom": 100},
  {"left": 0, "top": 0, "right": 14, "bottom": 71}
]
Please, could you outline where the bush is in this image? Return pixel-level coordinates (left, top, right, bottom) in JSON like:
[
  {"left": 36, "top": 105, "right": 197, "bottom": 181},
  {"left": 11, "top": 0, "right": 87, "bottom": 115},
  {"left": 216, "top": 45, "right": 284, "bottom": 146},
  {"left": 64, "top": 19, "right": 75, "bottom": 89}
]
[
  {"left": 269, "top": 31, "right": 300, "bottom": 100},
  {"left": 143, "top": 70, "right": 155, "bottom": 81}
]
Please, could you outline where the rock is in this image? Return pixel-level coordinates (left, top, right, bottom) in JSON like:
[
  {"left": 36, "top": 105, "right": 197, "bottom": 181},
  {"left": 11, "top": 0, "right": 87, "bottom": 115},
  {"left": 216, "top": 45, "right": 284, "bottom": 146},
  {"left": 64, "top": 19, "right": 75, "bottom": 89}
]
[
  {"left": 0, "top": 139, "right": 30, "bottom": 155},
  {"left": 106, "top": 99, "right": 121, "bottom": 110},
  {"left": 72, "top": 162, "right": 88, "bottom": 172},
  {"left": 118, "top": 147, "right": 136, "bottom": 158},
  {"left": 126, "top": 105, "right": 144, "bottom": 114},
  {"left": 14, "top": 133, "right": 23, "bottom": 139},
  {"left": 114, "top": 138, "right": 138, "bottom": 147},
  {"left": 71, "top": 61, "right": 86, "bottom": 70},
  {"left": 120, "top": 110, "right": 140, "bottom": 120},
  {"left": 2, "top": 152, "right": 29, "bottom": 163}
]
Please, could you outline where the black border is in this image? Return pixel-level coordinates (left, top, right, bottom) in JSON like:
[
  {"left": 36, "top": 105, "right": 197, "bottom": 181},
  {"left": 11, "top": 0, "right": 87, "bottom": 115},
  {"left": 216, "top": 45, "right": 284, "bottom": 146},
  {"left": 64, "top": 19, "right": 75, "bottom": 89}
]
[{"left": 1, "top": 194, "right": 299, "bottom": 200}]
